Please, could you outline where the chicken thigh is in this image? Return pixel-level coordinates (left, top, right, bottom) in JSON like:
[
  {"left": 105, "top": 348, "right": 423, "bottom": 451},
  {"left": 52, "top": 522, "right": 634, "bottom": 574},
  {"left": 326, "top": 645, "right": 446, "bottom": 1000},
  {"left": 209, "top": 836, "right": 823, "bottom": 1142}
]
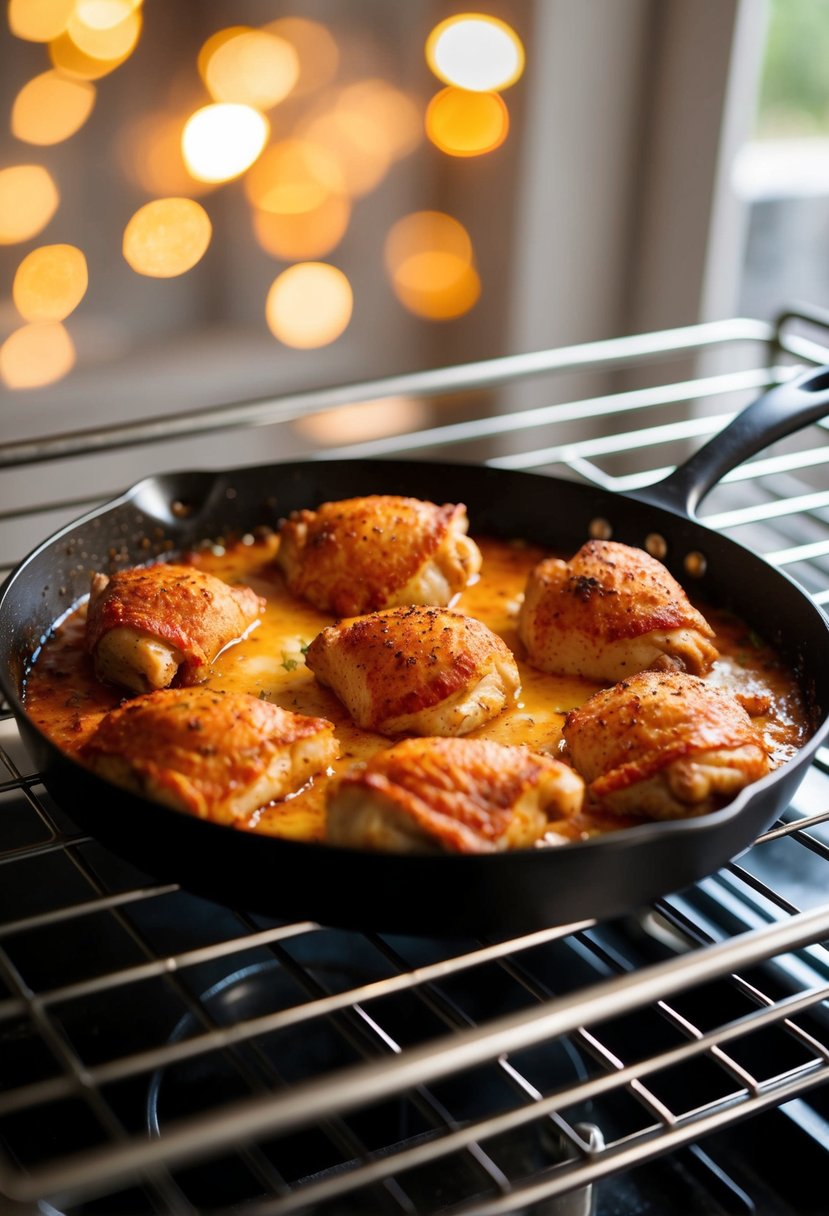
[
  {"left": 306, "top": 605, "right": 521, "bottom": 736},
  {"left": 79, "top": 687, "right": 338, "bottom": 824},
  {"left": 562, "top": 669, "right": 769, "bottom": 819},
  {"left": 276, "top": 494, "right": 482, "bottom": 616},
  {"left": 86, "top": 562, "right": 264, "bottom": 694},
  {"left": 518, "top": 540, "right": 718, "bottom": 682},
  {"left": 327, "top": 736, "right": 584, "bottom": 853}
]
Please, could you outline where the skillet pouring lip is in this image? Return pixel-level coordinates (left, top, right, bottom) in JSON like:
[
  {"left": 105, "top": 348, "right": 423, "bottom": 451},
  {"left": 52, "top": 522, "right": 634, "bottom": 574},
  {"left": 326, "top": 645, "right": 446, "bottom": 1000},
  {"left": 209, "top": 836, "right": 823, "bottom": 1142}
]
[{"left": 2, "top": 457, "right": 828, "bottom": 934}]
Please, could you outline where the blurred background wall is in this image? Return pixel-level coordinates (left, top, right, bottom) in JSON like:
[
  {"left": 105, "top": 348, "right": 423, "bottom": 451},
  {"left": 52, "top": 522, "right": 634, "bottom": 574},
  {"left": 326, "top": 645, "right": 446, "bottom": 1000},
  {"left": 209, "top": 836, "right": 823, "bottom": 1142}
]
[{"left": 0, "top": 0, "right": 827, "bottom": 465}]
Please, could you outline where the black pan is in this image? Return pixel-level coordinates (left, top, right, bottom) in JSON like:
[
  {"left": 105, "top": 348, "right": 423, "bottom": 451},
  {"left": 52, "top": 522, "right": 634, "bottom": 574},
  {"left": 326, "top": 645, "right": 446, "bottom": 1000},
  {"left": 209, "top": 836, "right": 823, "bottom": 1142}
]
[{"left": 3, "top": 365, "right": 829, "bottom": 935}]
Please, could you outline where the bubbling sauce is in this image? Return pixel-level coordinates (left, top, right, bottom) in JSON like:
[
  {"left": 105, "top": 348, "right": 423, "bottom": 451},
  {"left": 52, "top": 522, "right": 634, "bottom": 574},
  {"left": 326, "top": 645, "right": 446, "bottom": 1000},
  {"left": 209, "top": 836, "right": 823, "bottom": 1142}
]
[{"left": 23, "top": 533, "right": 812, "bottom": 845}]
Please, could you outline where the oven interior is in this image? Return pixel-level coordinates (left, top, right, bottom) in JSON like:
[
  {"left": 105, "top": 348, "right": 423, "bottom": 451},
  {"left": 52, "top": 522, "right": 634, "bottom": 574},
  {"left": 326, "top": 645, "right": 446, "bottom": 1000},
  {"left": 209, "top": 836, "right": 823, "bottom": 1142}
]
[{"left": 2, "top": 306, "right": 829, "bottom": 1215}]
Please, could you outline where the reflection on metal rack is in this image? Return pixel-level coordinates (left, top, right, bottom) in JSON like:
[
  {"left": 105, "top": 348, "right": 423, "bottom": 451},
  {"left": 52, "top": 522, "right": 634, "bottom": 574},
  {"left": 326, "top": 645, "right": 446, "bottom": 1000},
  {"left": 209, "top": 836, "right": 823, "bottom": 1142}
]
[{"left": 1, "top": 306, "right": 829, "bottom": 1215}]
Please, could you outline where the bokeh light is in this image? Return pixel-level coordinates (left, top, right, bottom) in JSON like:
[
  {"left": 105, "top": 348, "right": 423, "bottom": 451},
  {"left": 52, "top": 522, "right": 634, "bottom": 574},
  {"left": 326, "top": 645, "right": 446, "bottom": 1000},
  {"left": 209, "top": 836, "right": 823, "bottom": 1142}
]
[
  {"left": 299, "top": 101, "right": 391, "bottom": 198},
  {"left": 294, "top": 396, "right": 429, "bottom": 445},
  {"left": 425, "top": 87, "right": 509, "bottom": 157},
  {"left": 122, "top": 197, "right": 212, "bottom": 277},
  {"left": 13, "top": 244, "right": 88, "bottom": 321},
  {"left": 11, "top": 70, "right": 96, "bottom": 145},
  {"left": 265, "top": 263, "right": 353, "bottom": 348},
  {"left": 295, "top": 82, "right": 420, "bottom": 196},
  {"left": 246, "top": 138, "right": 350, "bottom": 259},
  {"left": 0, "top": 165, "right": 59, "bottom": 244},
  {"left": 73, "top": 0, "right": 143, "bottom": 23},
  {"left": 385, "top": 211, "right": 480, "bottom": 320},
  {"left": 49, "top": 26, "right": 138, "bottom": 78},
  {"left": 0, "top": 322, "right": 75, "bottom": 389},
  {"left": 244, "top": 139, "right": 344, "bottom": 215},
  {"left": 336, "top": 80, "right": 423, "bottom": 161},
  {"left": 392, "top": 251, "right": 481, "bottom": 319},
  {"left": 182, "top": 103, "right": 269, "bottom": 183},
  {"left": 252, "top": 193, "right": 351, "bottom": 261},
  {"left": 262, "top": 17, "right": 339, "bottom": 98},
  {"left": 425, "top": 14, "right": 525, "bottom": 92},
  {"left": 202, "top": 27, "right": 299, "bottom": 109},
  {"left": 197, "top": 26, "right": 248, "bottom": 81},
  {"left": 8, "top": 0, "right": 74, "bottom": 42},
  {"left": 5, "top": 7, "right": 501, "bottom": 374},
  {"left": 384, "top": 211, "right": 473, "bottom": 273},
  {"left": 66, "top": 0, "right": 141, "bottom": 60}
]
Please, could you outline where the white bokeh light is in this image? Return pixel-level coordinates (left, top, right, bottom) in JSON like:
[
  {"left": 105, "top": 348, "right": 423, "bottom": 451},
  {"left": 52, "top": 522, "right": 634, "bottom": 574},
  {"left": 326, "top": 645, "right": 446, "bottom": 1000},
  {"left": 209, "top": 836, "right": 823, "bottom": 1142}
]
[{"left": 426, "top": 15, "right": 524, "bottom": 93}]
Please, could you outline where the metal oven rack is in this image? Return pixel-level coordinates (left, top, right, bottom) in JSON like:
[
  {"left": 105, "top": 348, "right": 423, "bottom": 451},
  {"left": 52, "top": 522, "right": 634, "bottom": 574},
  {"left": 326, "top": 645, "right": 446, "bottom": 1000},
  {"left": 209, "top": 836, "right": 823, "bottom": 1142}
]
[{"left": 2, "top": 306, "right": 829, "bottom": 1215}]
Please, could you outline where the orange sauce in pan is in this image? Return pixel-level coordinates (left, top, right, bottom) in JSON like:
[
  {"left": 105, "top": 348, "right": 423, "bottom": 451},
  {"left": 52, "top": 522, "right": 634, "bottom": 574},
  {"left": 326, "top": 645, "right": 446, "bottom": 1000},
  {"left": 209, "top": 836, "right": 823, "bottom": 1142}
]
[{"left": 23, "top": 534, "right": 812, "bottom": 844}]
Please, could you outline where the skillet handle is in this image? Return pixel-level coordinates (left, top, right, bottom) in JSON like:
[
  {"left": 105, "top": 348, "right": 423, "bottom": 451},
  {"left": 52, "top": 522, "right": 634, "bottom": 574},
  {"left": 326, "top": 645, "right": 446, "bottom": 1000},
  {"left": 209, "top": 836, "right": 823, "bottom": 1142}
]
[{"left": 634, "top": 363, "right": 829, "bottom": 517}]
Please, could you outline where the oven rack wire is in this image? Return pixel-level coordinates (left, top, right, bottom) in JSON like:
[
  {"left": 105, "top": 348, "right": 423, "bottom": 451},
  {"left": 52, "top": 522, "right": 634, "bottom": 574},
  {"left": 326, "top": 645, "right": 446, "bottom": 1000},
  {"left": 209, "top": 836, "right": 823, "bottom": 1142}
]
[{"left": 1, "top": 305, "right": 829, "bottom": 1214}]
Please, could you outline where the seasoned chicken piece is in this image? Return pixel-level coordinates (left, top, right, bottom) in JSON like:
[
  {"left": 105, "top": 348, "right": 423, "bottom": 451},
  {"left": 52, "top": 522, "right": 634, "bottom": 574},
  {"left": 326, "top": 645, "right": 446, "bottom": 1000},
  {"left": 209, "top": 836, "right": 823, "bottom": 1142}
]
[
  {"left": 86, "top": 563, "right": 264, "bottom": 694},
  {"left": 562, "top": 670, "right": 770, "bottom": 819},
  {"left": 518, "top": 540, "right": 718, "bottom": 682},
  {"left": 328, "top": 736, "right": 584, "bottom": 853},
  {"left": 306, "top": 605, "right": 521, "bottom": 737},
  {"left": 276, "top": 494, "right": 482, "bottom": 616},
  {"left": 79, "top": 688, "right": 338, "bottom": 824}
]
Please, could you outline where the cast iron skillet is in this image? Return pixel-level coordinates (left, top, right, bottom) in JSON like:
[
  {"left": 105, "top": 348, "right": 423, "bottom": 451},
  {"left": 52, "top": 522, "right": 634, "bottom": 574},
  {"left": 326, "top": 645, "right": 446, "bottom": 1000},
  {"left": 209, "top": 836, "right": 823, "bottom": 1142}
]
[{"left": 2, "top": 366, "right": 829, "bottom": 935}]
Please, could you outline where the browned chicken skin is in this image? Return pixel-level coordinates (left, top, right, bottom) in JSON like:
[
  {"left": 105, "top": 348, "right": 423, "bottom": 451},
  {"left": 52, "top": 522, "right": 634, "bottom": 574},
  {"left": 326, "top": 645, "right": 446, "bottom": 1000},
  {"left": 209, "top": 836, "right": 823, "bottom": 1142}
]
[
  {"left": 79, "top": 687, "right": 338, "bottom": 824},
  {"left": 518, "top": 540, "right": 718, "bottom": 682},
  {"left": 328, "top": 736, "right": 584, "bottom": 853},
  {"left": 306, "top": 605, "right": 521, "bottom": 736},
  {"left": 563, "top": 669, "right": 770, "bottom": 819},
  {"left": 276, "top": 494, "right": 482, "bottom": 616},
  {"left": 86, "top": 562, "right": 264, "bottom": 693}
]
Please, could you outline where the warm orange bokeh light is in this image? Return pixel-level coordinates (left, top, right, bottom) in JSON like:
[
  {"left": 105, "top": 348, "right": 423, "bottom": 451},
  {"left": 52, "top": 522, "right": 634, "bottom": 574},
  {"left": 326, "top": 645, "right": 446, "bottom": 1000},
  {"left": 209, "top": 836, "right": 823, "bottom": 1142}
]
[
  {"left": 182, "top": 104, "right": 269, "bottom": 183},
  {"left": 13, "top": 244, "right": 88, "bottom": 321},
  {"left": 203, "top": 27, "right": 299, "bottom": 109},
  {"left": 385, "top": 211, "right": 473, "bottom": 274},
  {"left": 0, "top": 165, "right": 59, "bottom": 244},
  {"left": 295, "top": 396, "right": 429, "bottom": 445},
  {"left": 8, "top": 0, "right": 74, "bottom": 42},
  {"left": 247, "top": 138, "right": 351, "bottom": 261},
  {"left": 244, "top": 139, "right": 344, "bottom": 215},
  {"left": 385, "top": 211, "right": 480, "bottom": 320},
  {"left": 122, "top": 197, "right": 212, "bottom": 277},
  {"left": 336, "top": 80, "right": 423, "bottom": 162},
  {"left": 74, "top": 0, "right": 143, "bottom": 24},
  {"left": 425, "top": 14, "right": 525, "bottom": 92},
  {"left": 262, "top": 17, "right": 339, "bottom": 98},
  {"left": 392, "top": 251, "right": 481, "bottom": 319},
  {"left": 66, "top": 0, "right": 141, "bottom": 60},
  {"left": 426, "top": 87, "right": 509, "bottom": 157},
  {"left": 11, "top": 70, "right": 96, "bottom": 146},
  {"left": 265, "top": 263, "right": 353, "bottom": 349},
  {"left": 49, "top": 27, "right": 137, "bottom": 79},
  {"left": 252, "top": 194, "right": 351, "bottom": 261},
  {"left": 0, "top": 322, "right": 75, "bottom": 389},
  {"left": 197, "top": 26, "right": 248, "bottom": 82},
  {"left": 299, "top": 105, "right": 391, "bottom": 198}
]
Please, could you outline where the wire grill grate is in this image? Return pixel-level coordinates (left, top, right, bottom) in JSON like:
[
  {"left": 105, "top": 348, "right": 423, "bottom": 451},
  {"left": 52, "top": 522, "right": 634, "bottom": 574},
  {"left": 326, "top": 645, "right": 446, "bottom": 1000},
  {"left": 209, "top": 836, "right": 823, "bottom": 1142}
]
[{"left": 1, "top": 309, "right": 829, "bottom": 1214}]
